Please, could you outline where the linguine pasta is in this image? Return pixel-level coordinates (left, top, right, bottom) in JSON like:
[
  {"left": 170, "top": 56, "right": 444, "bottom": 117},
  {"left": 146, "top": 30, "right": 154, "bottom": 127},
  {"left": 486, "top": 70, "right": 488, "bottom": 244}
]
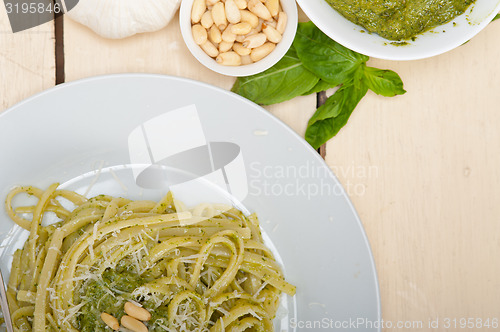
[{"left": 3, "top": 183, "right": 295, "bottom": 331}]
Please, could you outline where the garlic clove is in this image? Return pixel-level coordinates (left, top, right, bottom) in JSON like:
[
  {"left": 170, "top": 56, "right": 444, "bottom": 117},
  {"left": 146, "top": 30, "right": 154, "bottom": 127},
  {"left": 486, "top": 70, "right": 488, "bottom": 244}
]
[{"left": 66, "top": 0, "right": 181, "bottom": 39}]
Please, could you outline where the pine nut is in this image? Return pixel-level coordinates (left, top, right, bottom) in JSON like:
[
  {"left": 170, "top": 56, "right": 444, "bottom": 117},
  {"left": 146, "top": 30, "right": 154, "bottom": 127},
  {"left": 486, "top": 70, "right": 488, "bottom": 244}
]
[
  {"left": 200, "top": 40, "right": 219, "bottom": 57},
  {"left": 235, "top": 34, "right": 246, "bottom": 43},
  {"left": 262, "top": 23, "right": 281, "bottom": 43},
  {"left": 250, "top": 42, "right": 275, "bottom": 61},
  {"left": 207, "top": 0, "right": 219, "bottom": 5},
  {"left": 222, "top": 25, "right": 237, "bottom": 42},
  {"left": 192, "top": 24, "right": 208, "bottom": 45},
  {"left": 241, "top": 54, "right": 253, "bottom": 65},
  {"left": 101, "top": 313, "right": 119, "bottom": 331},
  {"left": 191, "top": 0, "right": 207, "bottom": 24},
  {"left": 201, "top": 11, "right": 214, "bottom": 29},
  {"left": 242, "top": 33, "right": 267, "bottom": 48},
  {"left": 265, "top": 0, "right": 279, "bottom": 18},
  {"left": 216, "top": 51, "right": 242, "bottom": 66},
  {"left": 209, "top": 25, "right": 223, "bottom": 43},
  {"left": 233, "top": 42, "right": 251, "bottom": 56},
  {"left": 256, "top": 19, "right": 264, "bottom": 31},
  {"left": 225, "top": 0, "right": 241, "bottom": 24},
  {"left": 234, "top": 0, "right": 247, "bottom": 9},
  {"left": 124, "top": 302, "right": 152, "bottom": 322},
  {"left": 265, "top": 20, "right": 277, "bottom": 28},
  {"left": 248, "top": 0, "right": 272, "bottom": 21},
  {"left": 231, "top": 22, "right": 252, "bottom": 35},
  {"left": 247, "top": 28, "right": 260, "bottom": 35},
  {"left": 219, "top": 40, "right": 234, "bottom": 52},
  {"left": 212, "top": 2, "right": 227, "bottom": 30},
  {"left": 240, "top": 10, "right": 259, "bottom": 28},
  {"left": 121, "top": 315, "right": 148, "bottom": 332},
  {"left": 276, "top": 11, "right": 287, "bottom": 34}
]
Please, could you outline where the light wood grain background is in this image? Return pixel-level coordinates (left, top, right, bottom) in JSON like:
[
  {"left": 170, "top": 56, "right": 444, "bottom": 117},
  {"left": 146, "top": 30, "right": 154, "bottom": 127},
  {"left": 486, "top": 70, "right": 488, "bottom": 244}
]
[
  {"left": 0, "top": 9, "right": 54, "bottom": 110},
  {"left": 1, "top": 5, "right": 500, "bottom": 331},
  {"left": 326, "top": 24, "right": 500, "bottom": 328}
]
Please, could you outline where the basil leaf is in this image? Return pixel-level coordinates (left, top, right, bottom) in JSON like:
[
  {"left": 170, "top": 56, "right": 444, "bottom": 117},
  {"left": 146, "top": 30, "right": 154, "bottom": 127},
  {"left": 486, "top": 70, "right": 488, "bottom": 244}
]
[
  {"left": 231, "top": 47, "right": 319, "bottom": 105},
  {"left": 294, "top": 21, "right": 369, "bottom": 86},
  {"left": 305, "top": 77, "right": 368, "bottom": 149},
  {"left": 363, "top": 66, "right": 406, "bottom": 97},
  {"left": 302, "top": 79, "right": 338, "bottom": 95},
  {"left": 493, "top": 13, "right": 500, "bottom": 21}
]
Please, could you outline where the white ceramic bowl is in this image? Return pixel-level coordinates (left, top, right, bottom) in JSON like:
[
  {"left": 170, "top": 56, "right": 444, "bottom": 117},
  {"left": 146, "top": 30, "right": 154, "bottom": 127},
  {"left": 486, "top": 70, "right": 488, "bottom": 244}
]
[
  {"left": 297, "top": 0, "right": 500, "bottom": 60},
  {"left": 180, "top": 0, "right": 298, "bottom": 76}
]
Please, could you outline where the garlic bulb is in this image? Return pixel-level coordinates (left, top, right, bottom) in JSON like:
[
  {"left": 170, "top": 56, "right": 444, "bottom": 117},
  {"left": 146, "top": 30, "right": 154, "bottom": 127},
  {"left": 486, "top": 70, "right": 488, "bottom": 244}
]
[{"left": 66, "top": 0, "right": 181, "bottom": 39}]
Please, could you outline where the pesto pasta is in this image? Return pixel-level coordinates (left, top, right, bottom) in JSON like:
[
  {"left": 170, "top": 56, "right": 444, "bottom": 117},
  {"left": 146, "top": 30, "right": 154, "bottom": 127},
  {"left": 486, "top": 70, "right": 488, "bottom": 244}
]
[{"left": 3, "top": 183, "right": 295, "bottom": 331}]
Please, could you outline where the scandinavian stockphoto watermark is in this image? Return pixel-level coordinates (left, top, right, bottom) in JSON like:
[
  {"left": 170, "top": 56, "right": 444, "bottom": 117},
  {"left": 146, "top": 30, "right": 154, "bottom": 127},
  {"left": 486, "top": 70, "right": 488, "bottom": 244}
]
[
  {"left": 127, "top": 104, "right": 249, "bottom": 222},
  {"left": 248, "top": 161, "right": 378, "bottom": 199},
  {"left": 3, "top": 0, "right": 78, "bottom": 32}
]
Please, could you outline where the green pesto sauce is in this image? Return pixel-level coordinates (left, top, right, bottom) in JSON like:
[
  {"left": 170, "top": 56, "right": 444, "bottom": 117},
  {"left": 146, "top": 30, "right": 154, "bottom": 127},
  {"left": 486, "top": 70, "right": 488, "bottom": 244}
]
[
  {"left": 325, "top": 0, "right": 475, "bottom": 41},
  {"left": 77, "top": 268, "right": 143, "bottom": 332},
  {"left": 76, "top": 262, "right": 169, "bottom": 332}
]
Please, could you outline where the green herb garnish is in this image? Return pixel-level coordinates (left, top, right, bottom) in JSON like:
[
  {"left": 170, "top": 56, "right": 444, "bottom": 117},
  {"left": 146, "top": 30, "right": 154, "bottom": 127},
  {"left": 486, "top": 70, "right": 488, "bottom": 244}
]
[{"left": 232, "top": 21, "right": 406, "bottom": 149}]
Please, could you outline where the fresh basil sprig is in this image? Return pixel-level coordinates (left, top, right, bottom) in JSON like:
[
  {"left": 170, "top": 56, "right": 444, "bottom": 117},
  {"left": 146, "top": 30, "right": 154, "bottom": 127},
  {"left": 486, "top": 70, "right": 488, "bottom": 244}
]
[
  {"left": 232, "top": 21, "right": 406, "bottom": 149},
  {"left": 302, "top": 79, "right": 337, "bottom": 96},
  {"left": 362, "top": 66, "right": 406, "bottom": 97},
  {"left": 231, "top": 48, "right": 318, "bottom": 105},
  {"left": 306, "top": 67, "right": 368, "bottom": 149},
  {"left": 294, "top": 21, "right": 369, "bottom": 87}
]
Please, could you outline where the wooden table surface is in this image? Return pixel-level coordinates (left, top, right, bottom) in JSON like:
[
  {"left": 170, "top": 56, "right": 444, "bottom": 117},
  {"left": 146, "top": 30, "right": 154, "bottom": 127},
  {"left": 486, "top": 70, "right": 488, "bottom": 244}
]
[{"left": 1, "top": 5, "right": 499, "bottom": 331}]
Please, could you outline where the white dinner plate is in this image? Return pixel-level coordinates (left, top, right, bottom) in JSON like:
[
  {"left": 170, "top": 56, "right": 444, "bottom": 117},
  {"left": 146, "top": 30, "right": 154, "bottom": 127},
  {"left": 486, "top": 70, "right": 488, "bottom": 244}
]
[{"left": 0, "top": 74, "right": 380, "bottom": 331}]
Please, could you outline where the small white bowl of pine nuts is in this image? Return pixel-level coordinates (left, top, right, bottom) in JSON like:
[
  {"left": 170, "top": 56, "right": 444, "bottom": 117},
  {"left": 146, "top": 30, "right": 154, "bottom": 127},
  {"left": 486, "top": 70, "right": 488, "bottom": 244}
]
[{"left": 180, "top": 0, "right": 298, "bottom": 77}]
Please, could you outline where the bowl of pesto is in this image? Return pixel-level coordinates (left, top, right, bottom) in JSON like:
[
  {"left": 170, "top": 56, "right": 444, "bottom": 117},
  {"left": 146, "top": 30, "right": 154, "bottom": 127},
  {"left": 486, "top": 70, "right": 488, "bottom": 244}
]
[{"left": 296, "top": 0, "right": 500, "bottom": 60}]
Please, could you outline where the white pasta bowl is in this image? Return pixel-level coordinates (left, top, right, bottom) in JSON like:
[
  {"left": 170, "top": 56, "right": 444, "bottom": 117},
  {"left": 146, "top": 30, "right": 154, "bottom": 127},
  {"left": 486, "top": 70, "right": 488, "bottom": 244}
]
[
  {"left": 297, "top": 0, "right": 500, "bottom": 61},
  {"left": 180, "top": 0, "right": 298, "bottom": 76}
]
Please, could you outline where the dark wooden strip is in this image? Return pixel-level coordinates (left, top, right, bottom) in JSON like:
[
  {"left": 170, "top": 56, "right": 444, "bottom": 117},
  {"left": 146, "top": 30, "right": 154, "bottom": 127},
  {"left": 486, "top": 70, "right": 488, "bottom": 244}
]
[
  {"left": 317, "top": 91, "right": 327, "bottom": 159},
  {"left": 54, "top": 1, "right": 64, "bottom": 85}
]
